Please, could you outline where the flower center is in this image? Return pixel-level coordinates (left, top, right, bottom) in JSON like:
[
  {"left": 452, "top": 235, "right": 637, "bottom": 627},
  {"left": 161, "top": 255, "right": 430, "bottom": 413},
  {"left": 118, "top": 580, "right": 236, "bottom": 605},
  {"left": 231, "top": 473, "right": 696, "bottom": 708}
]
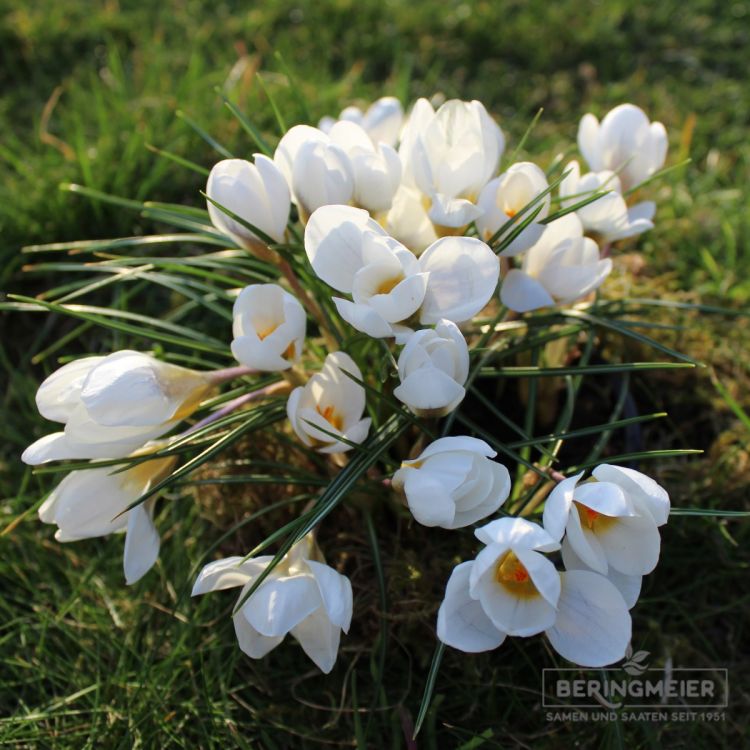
[
  {"left": 316, "top": 404, "right": 343, "bottom": 431},
  {"left": 494, "top": 551, "right": 539, "bottom": 598},
  {"left": 257, "top": 324, "right": 278, "bottom": 340},
  {"left": 375, "top": 273, "right": 404, "bottom": 296},
  {"left": 504, "top": 207, "right": 518, "bottom": 219},
  {"left": 574, "top": 501, "right": 617, "bottom": 532}
]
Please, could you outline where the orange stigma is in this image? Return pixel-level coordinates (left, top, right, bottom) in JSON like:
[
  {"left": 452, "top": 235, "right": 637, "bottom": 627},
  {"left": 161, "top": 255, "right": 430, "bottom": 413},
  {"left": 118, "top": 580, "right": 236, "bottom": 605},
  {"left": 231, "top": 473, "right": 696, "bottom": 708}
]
[
  {"left": 494, "top": 551, "right": 538, "bottom": 598},
  {"left": 316, "top": 404, "right": 343, "bottom": 431}
]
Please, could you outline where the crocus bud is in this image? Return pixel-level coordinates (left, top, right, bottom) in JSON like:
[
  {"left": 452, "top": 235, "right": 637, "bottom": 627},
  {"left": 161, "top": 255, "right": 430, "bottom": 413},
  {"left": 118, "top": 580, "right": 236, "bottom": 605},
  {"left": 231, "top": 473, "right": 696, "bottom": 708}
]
[
  {"left": 476, "top": 161, "right": 550, "bottom": 255},
  {"left": 206, "top": 157, "right": 291, "bottom": 248},
  {"left": 393, "top": 320, "right": 469, "bottom": 416},
  {"left": 500, "top": 214, "right": 612, "bottom": 313},
  {"left": 328, "top": 121, "right": 401, "bottom": 213},
  {"left": 39, "top": 444, "right": 177, "bottom": 584},
  {"left": 402, "top": 98, "right": 504, "bottom": 230},
  {"left": 559, "top": 160, "right": 654, "bottom": 243},
  {"left": 23, "top": 352, "right": 213, "bottom": 464},
  {"left": 319, "top": 96, "right": 404, "bottom": 148},
  {"left": 192, "top": 533, "right": 353, "bottom": 673},
  {"left": 232, "top": 284, "right": 306, "bottom": 371},
  {"left": 393, "top": 436, "right": 511, "bottom": 528},
  {"left": 286, "top": 351, "right": 371, "bottom": 453},
  {"left": 292, "top": 139, "right": 355, "bottom": 221},
  {"left": 578, "top": 103, "right": 667, "bottom": 191}
]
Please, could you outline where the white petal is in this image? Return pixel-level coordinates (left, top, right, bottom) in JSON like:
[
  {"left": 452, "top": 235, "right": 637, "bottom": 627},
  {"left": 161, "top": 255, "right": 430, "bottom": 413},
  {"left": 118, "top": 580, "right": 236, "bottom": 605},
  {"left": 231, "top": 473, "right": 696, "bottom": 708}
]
[
  {"left": 192, "top": 555, "right": 273, "bottom": 595},
  {"left": 234, "top": 610, "right": 284, "bottom": 658},
  {"left": 22, "top": 432, "right": 79, "bottom": 465},
  {"left": 35, "top": 357, "right": 103, "bottom": 423},
  {"left": 592, "top": 464, "right": 670, "bottom": 526},
  {"left": 437, "top": 561, "right": 506, "bottom": 653},
  {"left": 290, "top": 607, "right": 342, "bottom": 673},
  {"left": 244, "top": 575, "right": 322, "bottom": 637},
  {"left": 333, "top": 298, "right": 393, "bottom": 338},
  {"left": 500, "top": 270, "right": 555, "bottom": 313},
  {"left": 417, "top": 436, "right": 496, "bottom": 461},
  {"left": 475, "top": 516, "right": 559, "bottom": 552},
  {"left": 546, "top": 570, "right": 631, "bottom": 667},
  {"left": 542, "top": 473, "right": 583, "bottom": 541},
  {"left": 597, "top": 514, "right": 661, "bottom": 576},
  {"left": 305, "top": 560, "right": 353, "bottom": 632},
  {"left": 304, "top": 205, "right": 385, "bottom": 293},
  {"left": 394, "top": 369, "right": 465, "bottom": 414},
  {"left": 561, "top": 538, "right": 642, "bottom": 609},
  {"left": 403, "top": 472, "right": 457, "bottom": 527},
  {"left": 123, "top": 503, "right": 160, "bottom": 585},
  {"left": 419, "top": 237, "right": 500, "bottom": 324}
]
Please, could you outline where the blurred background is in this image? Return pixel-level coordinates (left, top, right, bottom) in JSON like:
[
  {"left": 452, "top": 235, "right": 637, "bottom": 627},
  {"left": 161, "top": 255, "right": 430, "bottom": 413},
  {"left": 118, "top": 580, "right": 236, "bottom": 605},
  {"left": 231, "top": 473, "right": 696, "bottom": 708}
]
[{"left": 1, "top": 1, "right": 748, "bottom": 747}]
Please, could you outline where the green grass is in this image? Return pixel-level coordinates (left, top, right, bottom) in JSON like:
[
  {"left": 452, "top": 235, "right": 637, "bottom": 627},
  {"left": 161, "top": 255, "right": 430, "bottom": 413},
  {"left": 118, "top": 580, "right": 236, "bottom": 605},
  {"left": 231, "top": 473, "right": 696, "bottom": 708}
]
[{"left": 1, "top": 0, "right": 749, "bottom": 747}]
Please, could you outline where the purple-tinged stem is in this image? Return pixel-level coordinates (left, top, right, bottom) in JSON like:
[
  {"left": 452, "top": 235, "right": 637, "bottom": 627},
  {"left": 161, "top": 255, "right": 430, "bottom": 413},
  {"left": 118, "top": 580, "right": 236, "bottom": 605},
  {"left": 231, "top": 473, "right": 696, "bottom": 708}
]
[
  {"left": 183, "top": 381, "right": 290, "bottom": 435},
  {"left": 207, "top": 365, "right": 257, "bottom": 384}
]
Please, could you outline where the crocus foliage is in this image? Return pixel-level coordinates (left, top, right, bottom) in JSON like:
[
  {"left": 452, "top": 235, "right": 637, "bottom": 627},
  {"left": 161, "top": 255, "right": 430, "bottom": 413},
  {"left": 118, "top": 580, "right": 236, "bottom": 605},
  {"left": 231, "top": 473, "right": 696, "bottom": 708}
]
[{"left": 21, "top": 92, "right": 685, "bottom": 689}]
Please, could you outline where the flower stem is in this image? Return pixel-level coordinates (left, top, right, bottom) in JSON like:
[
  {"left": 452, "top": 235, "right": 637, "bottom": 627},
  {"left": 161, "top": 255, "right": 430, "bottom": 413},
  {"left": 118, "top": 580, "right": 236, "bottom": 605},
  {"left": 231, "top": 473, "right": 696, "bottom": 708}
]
[
  {"left": 207, "top": 365, "right": 257, "bottom": 384},
  {"left": 184, "top": 380, "right": 290, "bottom": 435}
]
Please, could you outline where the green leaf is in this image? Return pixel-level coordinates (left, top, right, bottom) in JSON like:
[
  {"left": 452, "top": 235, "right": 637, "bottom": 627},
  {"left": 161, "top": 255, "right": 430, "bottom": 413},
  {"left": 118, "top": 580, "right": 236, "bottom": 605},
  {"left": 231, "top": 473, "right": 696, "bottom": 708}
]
[{"left": 413, "top": 642, "right": 445, "bottom": 739}]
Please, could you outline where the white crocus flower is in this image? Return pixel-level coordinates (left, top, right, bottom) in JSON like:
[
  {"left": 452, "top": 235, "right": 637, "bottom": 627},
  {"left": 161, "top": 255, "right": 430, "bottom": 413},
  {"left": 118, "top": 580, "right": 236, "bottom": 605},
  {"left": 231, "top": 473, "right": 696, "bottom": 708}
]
[
  {"left": 393, "top": 320, "right": 469, "bottom": 416},
  {"left": 273, "top": 125, "right": 355, "bottom": 222},
  {"left": 402, "top": 98, "right": 505, "bottom": 231},
  {"left": 39, "top": 444, "right": 177, "bottom": 584},
  {"left": 437, "top": 518, "right": 632, "bottom": 666},
  {"left": 500, "top": 214, "right": 612, "bottom": 313},
  {"left": 305, "top": 206, "right": 499, "bottom": 336},
  {"left": 23, "top": 352, "right": 214, "bottom": 464},
  {"left": 192, "top": 534, "right": 353, "bottom": 674},
  {"left": 385, "top": 184, "right": 438, "bottom": 256},
  {"left": 319, "top": 96, "right": 404, "bottom": 149},
  {"left": 559, "top": 161, "right": 655, "bottom": 242},
  {"left": 206, "top": 157, "right": 291, "bottom": 248},
  {"left": 542, "top": 466, "right": 668, "bottom": 578},
  {"left": 231, "top": 284, "right": 306, "bottom": 371},
  {"left": 392, "top": 436, "right": 511, "bottom": 528},
  {"left": 286, "top": 351, "right": 371, "bottom": 453},
  {"left": 328, "top": 121, "right": 401, "bottom": 213},
  {"left": 476, "top": 162, "right": 550, "bottom": 255},
  {"left": 578, "top": 103, "right": 667, "bottom": 191},
  {"left": 292, "top": 139, "right": 355, "bottom": 222}
]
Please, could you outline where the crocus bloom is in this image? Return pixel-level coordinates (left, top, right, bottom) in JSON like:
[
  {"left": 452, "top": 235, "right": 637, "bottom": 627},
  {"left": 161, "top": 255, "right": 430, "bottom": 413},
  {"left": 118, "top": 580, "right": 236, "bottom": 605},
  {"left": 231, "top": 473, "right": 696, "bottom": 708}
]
[
  {"left": 476, "top": 162, "right": 550, "bottom": 255},
  {"left": 192, "top": 534, "right": 353, "bottom": 673},
  {"left": 437, "top": 518, "right": 631, "bottom": 666},
  {"left": 401, "top": 98, "right": 505, "bottom": 230},
  {"left": 542, "top": 465, "right": 669, "bottom": 578},
  {"left": 559, "top": 161, "right": 655, "bottom": 242},
  {"left": 320, "top": 96, "right": 404, "bottom": 148},
  {"left": 292, "top": 139, "right": 355, "bottom": 222},
  {"left": 578, "top": 103, "right": 667, "bottom": 191},
  {"left": 393, "top": 320, "right": 469, "bottom": 416},
  {"left": 287, "top": 351, "right": 371, "bottom": 453},
  {"left": 232, "top": 284, "right": 306, "bottom": 371},
  {"left": 206, "top": 157, "right": 291, "bottom": 248},
  {"left": 23, "top": 352, "right": 214, "bottom": 464},
  {"left": 304, "top": 206, "right": 499, "bottom": 336},
  {"left": 39, "top": 444, "right": 177, "bottom": 584},
  {"left": 385, "top": 184, "right": 438, "bottom": 255},
  {"left": 328, "top": 120, "right": 402, "bottom": 213},
  {"left": 500, "top": 214, "right": 612, "bottom": 313},
  {"left": 392, "top": 436, "right": 511, "bottom": 528}
]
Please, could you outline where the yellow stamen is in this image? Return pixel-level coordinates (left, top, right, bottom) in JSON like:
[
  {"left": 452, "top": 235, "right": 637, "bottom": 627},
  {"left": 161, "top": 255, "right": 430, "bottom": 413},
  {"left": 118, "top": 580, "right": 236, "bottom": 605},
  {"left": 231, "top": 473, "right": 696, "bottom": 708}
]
[
  {"left": 316, "top": 404, "right": 343, "bottom": 431},
  {"left": 257, "top": 324, "right": 278, "bottom": 340},
  {"left": 375, "top": 274, "right": 404, "bottom": 295},
  {"left": 494, "top": 551, "right": 539, "bottom": 598},
  {"left": 574, "top": 501, "right": 617, "bottom": 532}
]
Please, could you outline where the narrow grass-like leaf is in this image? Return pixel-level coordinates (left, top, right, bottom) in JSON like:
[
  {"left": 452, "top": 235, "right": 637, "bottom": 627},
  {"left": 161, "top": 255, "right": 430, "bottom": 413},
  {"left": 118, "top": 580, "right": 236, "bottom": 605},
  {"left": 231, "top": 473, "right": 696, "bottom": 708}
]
[
  {"left": 175, "top": 109, "right": 233, "bottom": 158},
  {"left": 561, "top": 308, "right": 702, "bottom": 365},
  {"left": 216, "top": 90, "right": 273, "bottom": 156},
  {"left": 478, "top": 362, "right": 695, "bottom": 378},
  {"left": 145, "top": 144, "right": 210, "bottom": 176},
  {"left": 413, "top": 642, "right": 445, "bottom": 739},
  {"left": 569, "top": 448, "right": 703, "bottom": 473}
]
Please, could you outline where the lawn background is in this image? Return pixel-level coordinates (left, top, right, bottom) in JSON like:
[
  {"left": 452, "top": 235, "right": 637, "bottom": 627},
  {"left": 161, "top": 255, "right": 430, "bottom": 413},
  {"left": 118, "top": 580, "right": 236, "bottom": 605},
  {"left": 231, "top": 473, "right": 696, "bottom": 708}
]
[{"left": 1, "top": 0, "right": 748, "bottom": 747}]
